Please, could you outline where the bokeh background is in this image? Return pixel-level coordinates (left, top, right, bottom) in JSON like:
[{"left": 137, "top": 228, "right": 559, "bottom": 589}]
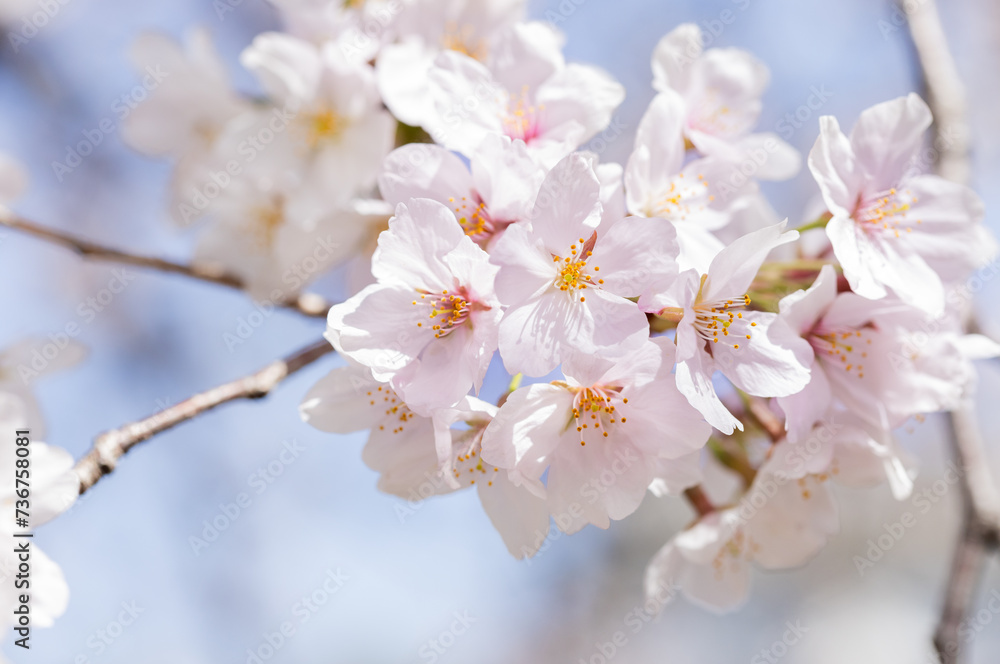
[{"left": 2, "top": 0, "right": 1000, "bottom": 661}]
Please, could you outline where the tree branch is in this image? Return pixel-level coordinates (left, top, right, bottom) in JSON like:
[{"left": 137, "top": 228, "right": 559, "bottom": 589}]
[
  {"left": 0, "top": 209, "right": 331, "bottom": 318},
  {"left": 905, "top": 1, "right": 1000, "bottom": 661},
  {"left": 73, "top": 338, "right": 335, "bottom": 496}
]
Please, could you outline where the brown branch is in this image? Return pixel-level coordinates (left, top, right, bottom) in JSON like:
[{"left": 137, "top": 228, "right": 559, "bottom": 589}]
[
  {"left": 905, "top": 2, "right": 1000, "bottom": 662},
  {"left": 0, "top": 209, "right": 331, "bottom": 318},
  {"left": 683, "top": 486, "right": 715, "bottom": 518},
  {"left": 73, "top": 338, "right": 335, "bottom": 496},
  {"left": 743, "top": 395, "right": 785, "bottom": 443}
]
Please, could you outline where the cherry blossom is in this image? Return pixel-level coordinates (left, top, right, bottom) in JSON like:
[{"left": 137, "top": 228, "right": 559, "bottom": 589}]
[
  {"left": 650, "top": 23, "right": 800, "bottom": 180},
  {"left": 0, "top": 152, "right": 27, "bottom": 205},
  {"left": 808, "top": 93, "right": 995, "bottom": 314},
  {"left": 300, "top": 364, "right": 549, "bottom": 557},
  {"left": 481, "top": 337, "right": 712, "bottom": 533},
  {"left": 378, "top": 134, "right": 545, "bottom": 249},
  {"left": 421, "top": 21, "right": 625, "bottom": 166},
  {"left": 376, "top": 0, "right": 526, "bottom": 126},
  {"left": 642, "top": 221, "right": 813, "bottom": 434},
  {"left": 326, "top": 198, "right": 502, "bottom": 415},
  {"left": 491, "top": 152, "right": 680, "bottom": 376}
]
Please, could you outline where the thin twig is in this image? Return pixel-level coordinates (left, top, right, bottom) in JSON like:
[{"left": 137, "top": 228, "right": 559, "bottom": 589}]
[
  {"left": 73, "top": 338, "right": 335, "bottom": 496},
  {"left": 905, "top": 1, "right": 1000, "bottom": 662},
  {"left": 0, "top": 209, "right": 331, "bottom": 318},
  {"left": 683, "top": 486, "right": 715, "bottom": 518}
]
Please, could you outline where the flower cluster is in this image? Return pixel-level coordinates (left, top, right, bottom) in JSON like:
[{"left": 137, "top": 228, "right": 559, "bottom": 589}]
[{"left": 6, "top": 0, "right": 995, "bottom": 622}]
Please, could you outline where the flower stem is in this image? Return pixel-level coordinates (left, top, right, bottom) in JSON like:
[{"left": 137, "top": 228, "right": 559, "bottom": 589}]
[{"left": 793, "top": 211, "right": 832, "bottom": 234}]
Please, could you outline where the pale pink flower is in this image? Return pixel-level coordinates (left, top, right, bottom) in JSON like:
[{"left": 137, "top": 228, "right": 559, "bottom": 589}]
[
  {"left": 421, "top": 21, "right": 625, "bottom": 166},
  {"left": 481, "top": 337, "right": 712, "bottom": 533},
  {"left": 378, "top": 134, "right": 545, "bottom": 249},
  {"left": 327, "top": 198, "right": 502, "bottom": 415},
  {"left": 300, "top": 365, "right": 549, "bottom": 558},
  {"left": 491, "top": 153, "right": 680, "bottom": 376},
  {"left": 650, "top": 23, "right": 800, "bottom": 180},
  {"left": 808, "top": 93, "right": 995, "bottom": 314},
  {"left": 642, "top": 222, "right": 813, "bottom": 434},
  {"left": 376, "top": 0, "right": 526, "bottom": 126}
]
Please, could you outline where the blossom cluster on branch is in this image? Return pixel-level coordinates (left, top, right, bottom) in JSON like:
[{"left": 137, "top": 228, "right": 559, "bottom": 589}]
[{"left": 1, "top": 0, "right": 998, "bottom": 644}]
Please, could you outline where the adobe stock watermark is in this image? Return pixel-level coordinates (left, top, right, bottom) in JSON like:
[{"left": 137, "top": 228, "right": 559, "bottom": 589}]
[
  {"left": 775, "top": 85, "right": 834, "bottom": 140},
  {"left": 243, "top": 567, "right": 350, "bottom": 664},
  {"left": 339, "top": 0, "right": 404, "bottom": 63},
  {"left": 418, "top": 611, "right": 476, "bottom": 663},
  {"left": 51, "top": 67, "right": 169, "bottom": 182},
  {"left": 188, "top": 439, "right": 307, "bottom": 556},
  {"left": 853, "top": 461, "right": 962, "bottom": 575},
  {"left": 6, "top": 0, "right": 74, "bottom": 53}
]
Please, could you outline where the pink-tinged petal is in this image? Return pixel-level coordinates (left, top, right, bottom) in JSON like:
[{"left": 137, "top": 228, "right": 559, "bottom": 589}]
[
  {"left": 477, "top": 472, "right": 551, "bottom": 559},
  {"left": 876, "top": 241, "right": 945, "bottom": 316},
  {"left": 685, "top": 48, "right": 768, "bottom": 141},
  {"left": 546, "top": 434, "right": 653, "bottom": 533},
  {"left": 651, "top": 23, "right": 701, "bottom": 94},
  {"left": 714, "top": 311, "right": 812, "bottom": 398},
  {"left": 675, "top": 320, "right": 743, "bottom": 434},
  {"left": 362, "top": 413, "right": 441, "bottom": 497},
  {"left": 535, "top": 63, "right": 625, "bottom": 148},
  {"left": 850, "top": 93, "right": 932, "bottom": 192},
  {"left": 528, "top": 152, "right": 603, "bottom": 251},
  {"left": 776, "top": 366, "right": 832, "bottom": 444},
  {"left": 491, "top": 222, "right": 558, "bottom": 303},
  {"left": 19, "top": 442, "right": 77, "bottom": 527},
  {"left": 425, "top": 50, "right": 506, "bottom": 155},
  {"left": 391, "top": 327, "right": 482, "bottom": 416},
  {"left": 240, "top": 32, "right": 320, "bottom": 105},
  {"left": 596, "top": 161, "right": 626, "bottom": 227},
  {"left": 778, "top": 264, "right": 839, "bottom": 335},
  {"left": 19, "top": 546, "right": 69, "bottom": 627},
  {"left": 589, "top": 216, "right": 679, "bottom": 297},
  {"left": 808, "top": 115, "right": 862, "bottom": 216},
  {"left": 481, "top": 383, "right": 575, "bottom": 476},
  {"left": 825, "top": 214, "right": 888, "bottom": 301},
  {"left": 378, "top": 143, "right": 475, "bottom": 209},
  {"left": 327, "top": 284, "right": 433, "bottom": 378},
  {"left": 735, "top": 132, "right": 802, "bottom": 181},
  {"left": 704, "top": 221, "right": 797, "bottom": 301},
  {"left": 372, "top": 199, "right": 468, "bottom": 290},
  {"left": 300, "top": 365, "right": 389, "bottom": 433},
  {"left": 956, "top": 334, "right": 1000, "bottom": 360},
  {"left": 471, "top": 134, "right": 545, "bottom": 223}
]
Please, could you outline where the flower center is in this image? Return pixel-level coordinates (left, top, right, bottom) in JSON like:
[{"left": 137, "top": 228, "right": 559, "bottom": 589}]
[
  {"left": 441, "top": 22, "right": 487, "bottom": 60},
  {"left": 448, "top": 195, "right": 498, "bottom": 245},
  {"left": 691, "top": 293, "right": 754, "bottom": 350},
  {"left": 643, "top": 172, "right": 714, "bottom": 221},
  {"left": 412, "top": 287, "right": 483, "bottom": 338},
  {"left": 368, "top": 385, "right": 417, "bottom": 434},
  {"left": 251, "top": 196, "right": 285, "bottom": 249},
  {"left": 552, "top": 234, "right": 601, "bottom": 293},
  {"left": 302, "top": 108, "right": 345, "bottom": 148},
  {"left": 502, "top": 86, "right": 543, "bottom": 143},
  {"left": 809, "top": 327, "right": 872, "bottom": 379},
  {"left": 567, "top": 385, "right": 629, "bottom": 446},
  {"left": 853, "top": 188, "right": 920, "bottom": 238},
  {"left": 451, "top": 424, "right": 500, "bottom": 487}
]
